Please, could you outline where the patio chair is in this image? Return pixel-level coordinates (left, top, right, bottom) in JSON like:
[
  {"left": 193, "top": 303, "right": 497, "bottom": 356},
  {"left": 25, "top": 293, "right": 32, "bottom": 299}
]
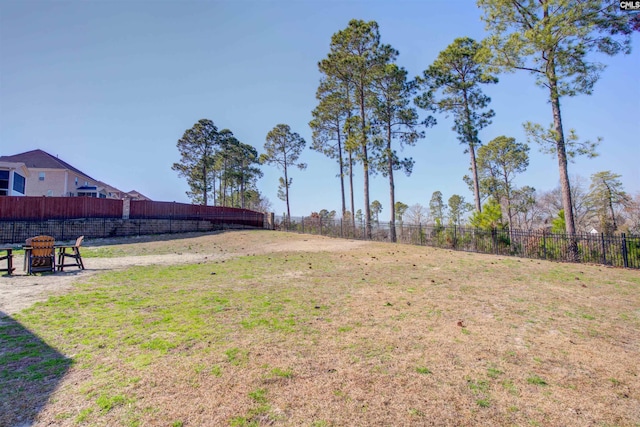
[
  {"left": 0, "top": 247, "right": 15, "bottom": 275},
  {"left": 57, "top": 236, "right": 85, "bottom": 271},
  {"left": 26, "top": 235, "right": 56, "bottom": 274}
]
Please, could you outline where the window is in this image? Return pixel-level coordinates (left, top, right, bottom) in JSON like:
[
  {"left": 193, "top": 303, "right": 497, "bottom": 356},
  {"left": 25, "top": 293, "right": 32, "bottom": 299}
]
[
  {"left": 0, "top": 170, "right": 8, "bottom": 196},
  {"left": 75, "top": 177, "right": 78, "bottom": 186},
  {"left": 39, "top": 172, "right": 46, "bottom": 181},
  {"left": 13, "top": 173, "right": 25, "bottom": 194},
  {"left": 46, "top": 190, "right": 53, "bottom": 196}
]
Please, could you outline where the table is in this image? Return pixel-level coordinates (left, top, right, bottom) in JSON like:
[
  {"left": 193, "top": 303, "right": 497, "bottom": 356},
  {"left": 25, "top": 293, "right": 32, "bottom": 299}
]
[{"left": 0, "top": 247, "right": 15, "bottom": 276}]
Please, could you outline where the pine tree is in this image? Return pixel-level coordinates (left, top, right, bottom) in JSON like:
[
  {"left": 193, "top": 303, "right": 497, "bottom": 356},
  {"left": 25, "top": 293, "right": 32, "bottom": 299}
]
[
  {"left": 319, "top": 19, "right": 396, "bottom": 238},
  {"left": 172, "top": 119, "right": 220, "bottom": 205},
  {"left": 261, "top": 124, "right": 307, "bottom": 221},
  {"left": 479, "top": 0, "right": 634, "bottom": 257},
  {"left": 416, "top": 37, "right": 497, "bottom": 213},
  {"left": 372, "top": 63, "right": 425, "bottom": 242}
]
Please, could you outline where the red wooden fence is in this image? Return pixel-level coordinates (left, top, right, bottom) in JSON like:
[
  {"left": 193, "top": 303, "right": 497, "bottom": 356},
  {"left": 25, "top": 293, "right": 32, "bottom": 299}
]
[
  {"left": 0, "top": 197, "right": 264, "bottom": 227},
  {"left": 0, "top": 196, "right": 122, "bottom": 220},
  {"left": 129, "top": 201, "right": 263, "bottom": 227}
]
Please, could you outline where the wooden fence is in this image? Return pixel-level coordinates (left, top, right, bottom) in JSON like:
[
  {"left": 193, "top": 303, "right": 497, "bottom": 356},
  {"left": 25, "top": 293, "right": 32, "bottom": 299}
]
[
  {"left": 129, "top": 201, "right": 264, "bottom": 226},
  {"left": 0, "top": 196, "right": 122, "bottom": 220},
  {"left": 0, "top": 196, "right": 264, "bottom": 228}
]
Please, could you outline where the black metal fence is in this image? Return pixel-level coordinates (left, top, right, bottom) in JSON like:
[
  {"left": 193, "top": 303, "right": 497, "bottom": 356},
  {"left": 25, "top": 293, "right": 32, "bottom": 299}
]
[{"left": 275, "top": 216, "right": 640, "bottom": 269}]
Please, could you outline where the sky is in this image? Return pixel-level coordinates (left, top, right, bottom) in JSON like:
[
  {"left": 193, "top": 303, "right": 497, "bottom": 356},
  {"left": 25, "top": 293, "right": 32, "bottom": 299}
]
[{"left": 1, "top": 0, "right": 638, "bottom": 218}]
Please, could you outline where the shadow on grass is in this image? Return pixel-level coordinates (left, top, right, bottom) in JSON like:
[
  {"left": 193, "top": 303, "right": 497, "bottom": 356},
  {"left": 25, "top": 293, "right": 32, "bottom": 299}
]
[{"left": 0, "top": 311, "right": 71, "bottom": 427}]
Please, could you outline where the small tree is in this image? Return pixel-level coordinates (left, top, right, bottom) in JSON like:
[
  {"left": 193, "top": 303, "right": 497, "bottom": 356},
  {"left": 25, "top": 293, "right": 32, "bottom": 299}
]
[
  {"left": 470, "top": 198, "right": 505, "bottom": 230},
  {"left": 448, "top": 194, "right": 472, "bottom": 226},
  {"left": 539, "top": 175, "right": 592, "bottom": 232},
  {"left": 405, "top": 203, "right": 429, "bottom": 225},
  {"left": 585, "top": 171, "right": 630, "bottom": 234},
  {"left": 429, "top": 191, "right": 446, "bottom": 225},
  {"left": 475, "top": 135, "right": 529, "bottom": 231},
  {"left": 370, "top": 200, "right": 383, "bottom": 224},
  {"left": 394, "top": 201, "right": 409, "bottom": 223},
  {"left": 261, "top": 124, "right": 307, "bottom": 221},
  {"left": 319, "top": 209, "right": 337, "bottom": 221},
  {"left": 551, "top": 210, "right": 566, "bottom": 234},
  {"left": 511, "top": 186, "right": 543, "bottom": 230}
]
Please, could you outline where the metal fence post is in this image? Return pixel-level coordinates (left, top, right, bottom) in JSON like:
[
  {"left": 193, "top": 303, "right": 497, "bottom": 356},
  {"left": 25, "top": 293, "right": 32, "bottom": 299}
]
[
  {"left": 453, "top": 225, "right": 457, "bottom": 249},
  {"left": 542, "top": 231, "right": 547, "bottom": 260},
  {"left": 621, "top": 233, "right": 629, "bottom": 268},
  {"left": 601, "top": 233, "right": 607, "bottom": 265},
  {"left": 492, "top": 228, "right": 498, "bottom": 254}
]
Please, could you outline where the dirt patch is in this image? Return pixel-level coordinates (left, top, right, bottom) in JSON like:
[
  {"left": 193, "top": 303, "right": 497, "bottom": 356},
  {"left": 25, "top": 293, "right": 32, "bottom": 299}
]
[
  {"left": 0, "top": 253, "right": 226, "bottom": 316},
  {"left": 0, "top": 231, "right": 366, "bottom": 316}
]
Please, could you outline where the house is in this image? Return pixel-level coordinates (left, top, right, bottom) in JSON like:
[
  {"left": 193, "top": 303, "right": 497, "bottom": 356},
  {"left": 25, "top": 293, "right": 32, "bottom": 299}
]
[
  {"left": 125, "top": 190, "right": 151, "bottom": 201},
  {"left": 0, "top": 161, "right": 29, "bottom": 196},
  {"left": 0, "top": 149, "right": 149, "bottom": 200}
]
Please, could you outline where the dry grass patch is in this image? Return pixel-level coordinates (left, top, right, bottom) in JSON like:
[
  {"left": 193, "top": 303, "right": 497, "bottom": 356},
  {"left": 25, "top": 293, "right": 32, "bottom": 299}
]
[{"left": 1, "top": 230, "right": 639, "bottom": 426}]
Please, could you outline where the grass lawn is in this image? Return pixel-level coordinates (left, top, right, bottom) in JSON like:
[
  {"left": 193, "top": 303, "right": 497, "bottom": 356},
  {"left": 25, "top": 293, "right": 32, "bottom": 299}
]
[{"left": 1, "top": 230, "right": 639, "bottom": 426}]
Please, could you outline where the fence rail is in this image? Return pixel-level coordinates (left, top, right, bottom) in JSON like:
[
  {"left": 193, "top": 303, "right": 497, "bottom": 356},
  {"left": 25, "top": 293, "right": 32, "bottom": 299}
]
[{"left": 275, "top": 216, "right": 640, "bottom": 269}]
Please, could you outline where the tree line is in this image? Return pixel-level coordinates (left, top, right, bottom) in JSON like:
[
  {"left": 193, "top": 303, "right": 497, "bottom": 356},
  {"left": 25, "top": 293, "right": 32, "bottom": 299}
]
[
  {"left": 371, "top": 171, "right": 638, "bottom": 236},
  {"left": 172, "top": 119, "right": 267, "bottom": 211},
  {"left": 173, "top": 2, "right": 637, "bottom": 244}
]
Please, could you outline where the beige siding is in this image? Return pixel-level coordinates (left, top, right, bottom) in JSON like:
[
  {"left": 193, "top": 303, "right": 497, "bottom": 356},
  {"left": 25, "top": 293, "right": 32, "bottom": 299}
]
[{"left": 25, "top": 168, "right": 98, "bottom": 197}]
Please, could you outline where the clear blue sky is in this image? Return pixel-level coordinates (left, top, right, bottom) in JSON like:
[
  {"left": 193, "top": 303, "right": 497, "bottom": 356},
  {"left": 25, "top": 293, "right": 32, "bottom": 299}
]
[{"left": 1, "top": 0, "right": 638, "bottom": 217}]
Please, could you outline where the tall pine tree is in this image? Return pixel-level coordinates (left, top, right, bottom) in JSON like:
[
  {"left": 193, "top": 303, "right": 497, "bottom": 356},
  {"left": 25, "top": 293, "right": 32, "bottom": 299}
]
[
  {"left": 319, "top": 19, "right": 396, "bottom": 238},
  {"left": 478, "top": 0, "right": 633, "bottom": 257},
  {"left": 416, "top": 37, "right": 497, "bottom": 213}
]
